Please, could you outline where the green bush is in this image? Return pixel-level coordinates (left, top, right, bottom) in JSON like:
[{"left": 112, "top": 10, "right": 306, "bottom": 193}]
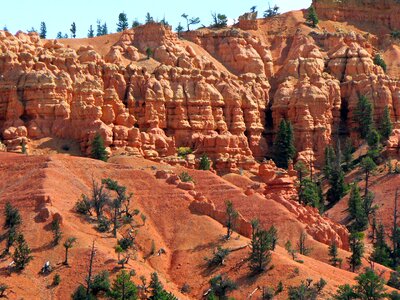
[
  {"left": 53, "top": 274, "right": 61, "bottom": 286},
  {"left": 118, "top": 237, "right": 134, "bottom": 251},
  {"left": 177, "top": 147, "right": 192, "bottom": 157},
  {"left": 373, "top": 54, "right": 387, "bottom": 72},
  {"left": 179, "top": 172, "right": 194, "bottom": 183},
  {"left": 96, "top": 217, "right": 111, "bottom": 232},
  {"left": 74, "top": 194, "right": 91, "bottom": 215}
]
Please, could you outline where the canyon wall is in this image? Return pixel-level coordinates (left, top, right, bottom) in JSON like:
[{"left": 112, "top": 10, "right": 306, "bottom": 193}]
[{"left": 1, "top": 14, "right": 400, "bottom": 169}]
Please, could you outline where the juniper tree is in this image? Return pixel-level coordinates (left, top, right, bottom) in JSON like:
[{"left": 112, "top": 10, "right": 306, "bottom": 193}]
[
  {"left": 225, "top": 200, "right": 238, "bottom": 240},
  {"left": 273, "top": 119, "right": 296, "bottom": 169},
  {"left": 288, "top": 278, "right": 326, "bottom": 300},
  {"left": 70, "top": 22, "right": 77, "bottom": 38},
  {"left": 373, "top": 54, "right": 387, "bottom": 73},
  {"left": 206, "top": 246, "right": 230, "bottom": 268},
  {"left": 117, "top": 12, "right": 129, "bottom": 32},
  {"left": 146, "top": 47, "right": 152, "bottom": 59},
  {"left": 39, "top": 22, "right": 47, "bottom": 38}
]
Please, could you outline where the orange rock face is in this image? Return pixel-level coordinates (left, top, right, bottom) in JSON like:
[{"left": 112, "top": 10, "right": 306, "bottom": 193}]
[{"left": 1, "top": 14, "right": 399, "bottom": 168}]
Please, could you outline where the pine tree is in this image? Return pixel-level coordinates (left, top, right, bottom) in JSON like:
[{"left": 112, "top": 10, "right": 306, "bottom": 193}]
[
  {"left": 117, "top": 12, "right": 129, "bottom": 32},
  {"left": 96, "top": 20, "right": 103, "bottom": 36},
  {"left": 348, "top": 232, "right": 364, "bottom": 272},
  {"left": 327, "top": 165, "right": 346, "bottom": 206},
  {"left": 56, "top": 32, "right": 63, "bottom": 39},
  {"left": 353, "top": 96, "right": 374, "bottom": 140},
  {"left": 373, "top": 54, "right": 387, "bottom": 73},
  {"left": 146, "top": 47, "right": 152, "bottom": 59},
  {"left": 360, "top": 156, "right": 376, "bottom": 197},
  {"left": 249, "top": 227, "right": 273, "bottom": 274},
  {"left": 328, "top": 241, "right": 342, "bottom": 267},
  {"left": 91, "top": 133, "right": 107, "bottom": 161},
  {"left": 102, "top": 23, "right": 108, "bottom": 35},
  {"left": 63, "top": 237, "right": 77, "bottom": 265},
  {"left": 70, "top": 22, "right": 77, "bottom": 38},
  {"left": 343, "top": 139, "right": 354, "bottom": 171},
  {"left": 109, "top": 270, "right": 138, "bottom": 299},
  {"left": 4, "top": 202, "right": 21, "bottom": 229},
  {"left": 370, "top": 224, "right": 391, "bottom": 267},
  {"left": 297, "top": 231, "right": 312, "bottom": 255},
  {"left": 39, "top": 22, "right": 47, "bottom": 39},
  {"left": 299, "top": 178, "right": 322, "bottom": 210},
  {"left": 273, "top": 119, "right": 296, "bottom": 169},
  {"left": 13, "top": 234, "right": 33, "bottom": 270},
  {"left": 131, "top": 20, "right": 141, "bottom": 28},
  {"left": 181, "top": 14, "right": 200, "bottom": 31},
  {"left": 87, "top": 25, "right": 94, "bottom": 38},
  {"left": 333, "top": 284, "right": 357, "bottom": 300},
  {"left": 355, "top": 268, "right": 386, "bottom": 299},
  {"left": 324, "top": 146, "right": 336, "bottom": 181},
  {"left": 306, "top": 6, "right": 319, "bottom": 28},
  {"left": 175, "top": 23, "right": 184, "bottom": 38},
  {"left": 225, "top": 200, "right": 238, "bottom": 240},
  {"left": 51, "top": 218, "right": 62, "bottom": 246},
  {"left": 381, "top": 105, "right": 393, "bottom": 140},
  {"left": 199, "top": 153, "right": 211, "bottom": 170},
  {"left": 145, "top": 13, "right": 154, "bottom": 24},
  {"left": 348, "top": 184, "right": 368, "bottom": 232},
  {"left": 208, "top": 275, "right": 237, "bottom": 299}
]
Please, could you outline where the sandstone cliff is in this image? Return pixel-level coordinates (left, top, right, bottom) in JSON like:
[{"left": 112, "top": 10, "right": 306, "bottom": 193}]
[{"left": 1, "top": 9, "right": 400, "bottom": 169}]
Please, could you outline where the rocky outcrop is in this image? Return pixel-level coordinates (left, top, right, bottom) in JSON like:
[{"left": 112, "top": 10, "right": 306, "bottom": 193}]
[{"left": 313, "top": 0, "right": 400, "bottom": 31}]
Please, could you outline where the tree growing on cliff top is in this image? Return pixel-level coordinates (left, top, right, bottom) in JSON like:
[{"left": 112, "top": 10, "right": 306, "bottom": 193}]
[
  {"left": 87, "top": 25, "right": 94, "bottom": 38},
  {"left": 181, "top": 13, "right": 200, "bottom": 31},
  {"left": 70, "top": 22, "right": 76, "bottom": 38},
  {"left": 91, "top": 133, "right": 107, "bottom": 162},
  {"left": 210, "top": 12, "right": 228, "bottom": 28},
  {"left": 39, "top": 22, "right": 47, "bottom": 39},
  {"left": 273, "top": 119, "right": 296, "bottom": 169},
  {"left": 145, "top": 13, "right": 154, "bottom": 24},
  {"left": 264, "top": 4, "right": 280, "bottom": 18},
  {"left": 116, "top": 12, "right": 129, "bottom": 32},
  {"left": 306, "top": 6, "right": 319, "bottom": 28}
]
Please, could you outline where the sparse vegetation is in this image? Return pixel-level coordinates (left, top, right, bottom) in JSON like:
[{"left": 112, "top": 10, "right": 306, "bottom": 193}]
[
  {"left": 288, "top": 278, "right": 326, "bottom": 300},
  {"left": 199, "top": 153, "right": 211, "bottom": 170},
  {"left": 177, "top": 146, "right": 192, "bottom": 157},
  {"left": 51, "top": 218, "right": 62, "bottom": 246},
  {"left": 179, "top": 171, "right": 194, "bottom": 183},
  {"left": 373, "top": 54, "right": 387, "bottom": 72},
  {"left": 63, "top": 237, "right": 77, "bottom": 265}
]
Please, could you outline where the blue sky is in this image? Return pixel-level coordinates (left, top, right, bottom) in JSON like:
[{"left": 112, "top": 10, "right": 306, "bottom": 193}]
[{"left": 1, "top": 0, "right": 311, "bottom": 38}]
